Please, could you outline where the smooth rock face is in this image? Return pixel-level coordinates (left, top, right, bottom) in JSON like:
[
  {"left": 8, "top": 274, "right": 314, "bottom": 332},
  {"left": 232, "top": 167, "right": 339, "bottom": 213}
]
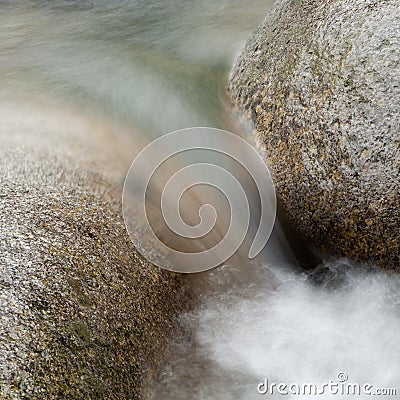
[
  {"left": 229, "top": 0, "right": 400, "bottom": 268},
  {"left": 0, "top": 102, "right": 191, "bottom": 399}
]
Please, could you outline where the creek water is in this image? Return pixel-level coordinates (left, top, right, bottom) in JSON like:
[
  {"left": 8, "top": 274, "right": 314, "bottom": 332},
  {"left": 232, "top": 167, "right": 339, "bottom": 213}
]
[{"left": 1, "top": 1, "right": 399, "bottom": 399}]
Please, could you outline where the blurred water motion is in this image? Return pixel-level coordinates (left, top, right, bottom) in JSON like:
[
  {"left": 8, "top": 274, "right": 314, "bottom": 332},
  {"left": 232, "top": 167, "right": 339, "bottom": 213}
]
[
  {"left": 6, "top": 3, "right": 398, "bottom": 400},
  {"left": 0, "top": 0, "right": 272, "bottom": 136}
]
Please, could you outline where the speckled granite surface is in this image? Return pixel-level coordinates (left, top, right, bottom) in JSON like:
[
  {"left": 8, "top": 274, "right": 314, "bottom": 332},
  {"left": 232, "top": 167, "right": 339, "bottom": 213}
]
[
  {"left": 229, "top": 0, "right": 400, "bottom": 269},
  {"left": 0, "top": 104, "right": 192, "bottom": 398}
]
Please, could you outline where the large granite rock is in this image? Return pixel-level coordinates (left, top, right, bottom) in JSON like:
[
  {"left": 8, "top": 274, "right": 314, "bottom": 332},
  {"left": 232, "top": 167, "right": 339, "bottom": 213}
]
[
  {"left": 0, "top": 101, "right": 191, "bottom": 399},
  {"left": 229, "top": 0, "right": 400, "bottom": 268}
]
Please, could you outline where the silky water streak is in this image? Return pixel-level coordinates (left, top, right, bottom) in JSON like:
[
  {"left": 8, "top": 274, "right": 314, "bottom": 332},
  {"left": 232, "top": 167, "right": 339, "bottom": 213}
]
[{"left": 122, "top": 127, "right": 276, "bottom": 273}]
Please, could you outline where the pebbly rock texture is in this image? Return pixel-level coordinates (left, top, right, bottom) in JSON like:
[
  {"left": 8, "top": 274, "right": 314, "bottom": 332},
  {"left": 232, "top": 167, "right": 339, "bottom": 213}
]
[
  {"left": 0, "top": 102, "right": 192, "bottom": 399},
  {"left": 229, "top": 0, "right": 400, "bottom": 269}
]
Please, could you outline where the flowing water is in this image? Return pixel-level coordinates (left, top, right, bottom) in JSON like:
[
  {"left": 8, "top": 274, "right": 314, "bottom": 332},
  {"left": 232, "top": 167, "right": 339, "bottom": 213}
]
[{"left": 1, "top": 1, "right": 399, "bottom": 399}]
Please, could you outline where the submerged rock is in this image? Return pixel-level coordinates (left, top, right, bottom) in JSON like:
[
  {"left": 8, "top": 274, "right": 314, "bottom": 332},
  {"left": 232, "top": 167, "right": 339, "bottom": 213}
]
[
  {"left": 0, "top": 103, "right": 192, "bottom": 399},
  {"left": 229, "top": 0, "right": 400, "bottom": 268}
]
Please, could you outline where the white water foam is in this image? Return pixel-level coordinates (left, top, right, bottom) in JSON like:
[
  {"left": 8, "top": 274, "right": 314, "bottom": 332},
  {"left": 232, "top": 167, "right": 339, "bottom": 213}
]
[{"left": 152, "top": 259, "right": 400, "bottom": 399}]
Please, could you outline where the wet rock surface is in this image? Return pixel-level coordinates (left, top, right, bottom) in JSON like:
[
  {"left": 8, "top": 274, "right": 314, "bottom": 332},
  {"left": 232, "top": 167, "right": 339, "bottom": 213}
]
[
  {"left": 229, "top": 0, "right": 400, "bottom": 268},
  {"left": 0, "top": 104, "right": 192, "bottom": 399}
]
